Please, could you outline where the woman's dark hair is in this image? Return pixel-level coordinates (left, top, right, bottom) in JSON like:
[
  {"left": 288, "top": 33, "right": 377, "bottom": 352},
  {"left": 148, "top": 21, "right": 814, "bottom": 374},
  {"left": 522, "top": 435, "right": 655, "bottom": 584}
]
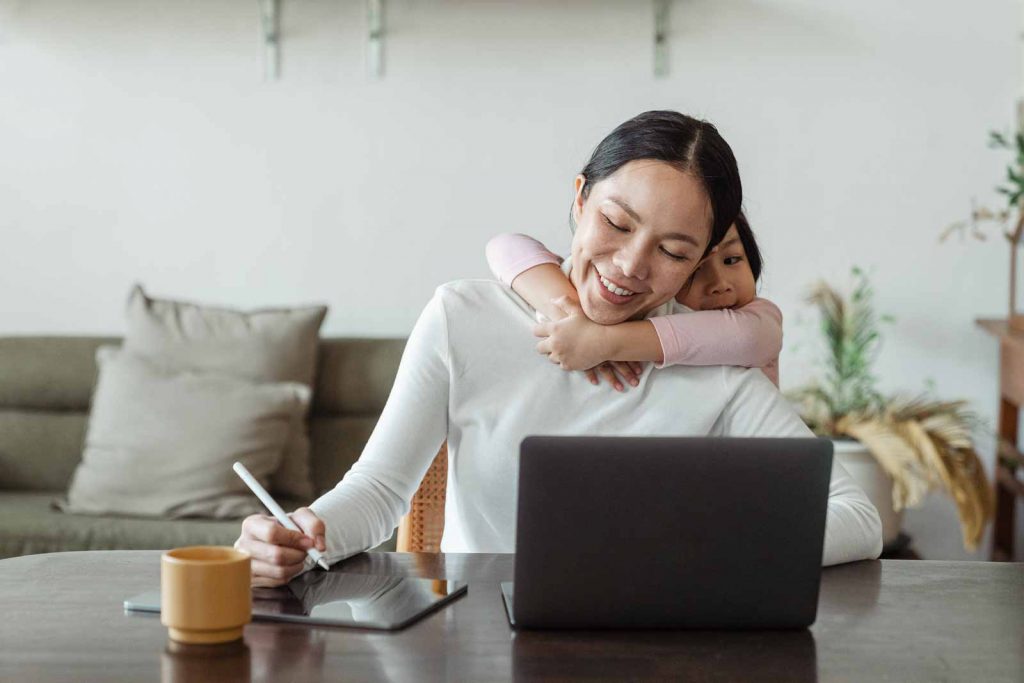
[
  {"left": 572, "top": 110, "right": 742, "bottom": 255},
  {"left": 734, "top": 210, "right": 764, "bottom": 283}
]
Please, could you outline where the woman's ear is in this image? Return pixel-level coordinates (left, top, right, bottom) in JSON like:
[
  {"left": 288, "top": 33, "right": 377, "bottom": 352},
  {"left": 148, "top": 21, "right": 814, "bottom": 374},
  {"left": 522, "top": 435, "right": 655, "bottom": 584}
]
[{"left": 572, "top": 174, "right": 587, "bottom": 221}]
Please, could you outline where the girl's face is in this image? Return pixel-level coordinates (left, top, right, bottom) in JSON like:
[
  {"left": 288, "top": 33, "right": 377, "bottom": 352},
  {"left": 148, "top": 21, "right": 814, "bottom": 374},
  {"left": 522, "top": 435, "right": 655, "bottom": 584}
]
[
  {"left": 677, "top": 224, "right": 756, "bottom": 310},
  {"left": 568, "top": 160, "right": 712, "bottom": 325}
]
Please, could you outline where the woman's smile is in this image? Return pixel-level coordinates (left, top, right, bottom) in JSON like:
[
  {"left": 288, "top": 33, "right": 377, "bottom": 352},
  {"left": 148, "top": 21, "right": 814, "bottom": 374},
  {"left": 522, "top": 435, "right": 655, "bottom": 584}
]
[{"left": 594, "top": 266, "right": 641, "bottom": 301}]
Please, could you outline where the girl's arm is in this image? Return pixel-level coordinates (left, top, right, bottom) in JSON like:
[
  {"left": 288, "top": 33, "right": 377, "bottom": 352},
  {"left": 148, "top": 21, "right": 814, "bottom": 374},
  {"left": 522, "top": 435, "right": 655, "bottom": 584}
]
[
  {"left": 511, "top": 264, "right": 579, "bottom": 323},
  {"left": 485, "top": 234, "right": 571, "bottom": 321},
  {"left": 535, "top": 312, "right": 665, "bottom": 368},
  {"left": 649, "top": 298, "right": 783, "bottom": 371},
  {"left": 485, "top": 233, "right": 564, "bottom": 286},
  {"left": 487, "top": 233, "right": 642, "bottom": 389},
  {"left": 535, "top": 299, "right": 782, "bottom": 384}
]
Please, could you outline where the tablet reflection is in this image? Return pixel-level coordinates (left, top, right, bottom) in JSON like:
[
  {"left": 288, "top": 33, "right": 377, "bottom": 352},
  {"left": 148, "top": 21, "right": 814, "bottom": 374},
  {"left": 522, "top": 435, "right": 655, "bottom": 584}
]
[{"left": 245, "top": 623, "right": 327, "bottom": 682}]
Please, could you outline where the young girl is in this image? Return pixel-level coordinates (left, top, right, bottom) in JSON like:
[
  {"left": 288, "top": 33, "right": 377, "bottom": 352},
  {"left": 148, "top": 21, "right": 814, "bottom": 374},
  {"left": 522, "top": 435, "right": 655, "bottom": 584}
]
[{"left": 485, "top": 211, "right": 781, "bottom": 391}]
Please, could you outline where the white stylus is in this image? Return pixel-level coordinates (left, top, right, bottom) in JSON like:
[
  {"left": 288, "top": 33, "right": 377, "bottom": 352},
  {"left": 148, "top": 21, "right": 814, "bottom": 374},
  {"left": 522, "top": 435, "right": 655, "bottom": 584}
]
[{"left": 232, "top": 462, "right": 330, "bottom": 571}]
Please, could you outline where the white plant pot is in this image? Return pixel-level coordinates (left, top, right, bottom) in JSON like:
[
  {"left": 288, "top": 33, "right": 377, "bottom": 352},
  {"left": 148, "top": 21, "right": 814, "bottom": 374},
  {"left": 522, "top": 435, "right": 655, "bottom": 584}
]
[{"left": 831, "top": 438, "right": 904, "bottom": 547}]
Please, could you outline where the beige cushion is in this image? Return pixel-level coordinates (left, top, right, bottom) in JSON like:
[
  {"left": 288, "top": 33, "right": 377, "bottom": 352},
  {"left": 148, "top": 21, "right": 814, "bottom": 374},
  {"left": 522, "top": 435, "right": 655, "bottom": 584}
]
[
  {"left": 59, "top": 348, "right": 310, "bottom": 519},
  {"left": 123, "top": 285, "right": 327, "bottom": 500}
]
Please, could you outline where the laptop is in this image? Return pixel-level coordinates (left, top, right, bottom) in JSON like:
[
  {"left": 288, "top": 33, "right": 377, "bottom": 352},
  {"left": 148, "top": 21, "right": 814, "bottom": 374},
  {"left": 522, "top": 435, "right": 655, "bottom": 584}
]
[{"left": 501, "top": 436, "right": 833, "bottom": 629}]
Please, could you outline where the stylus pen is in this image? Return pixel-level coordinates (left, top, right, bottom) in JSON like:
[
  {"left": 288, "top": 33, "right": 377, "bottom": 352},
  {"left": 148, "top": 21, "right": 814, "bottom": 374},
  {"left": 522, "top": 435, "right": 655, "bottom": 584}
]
[{"left": 232, "top": 462, "right": 330, "bottom": 571}]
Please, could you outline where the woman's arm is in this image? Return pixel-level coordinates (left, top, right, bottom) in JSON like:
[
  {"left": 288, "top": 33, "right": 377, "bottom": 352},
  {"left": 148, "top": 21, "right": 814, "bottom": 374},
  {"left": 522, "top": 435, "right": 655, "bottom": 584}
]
[
  {"left": 650, "top": 298, "right": 783, "bottom": 371},
  {"left": 307, "top": 293, "right": 451, "bottom": 564},
  {"left": 711, "top": 369, "right": 884, "bottom": 566},
  {"left": 236, "top": 290, "right": 452, "bottom": 586}
]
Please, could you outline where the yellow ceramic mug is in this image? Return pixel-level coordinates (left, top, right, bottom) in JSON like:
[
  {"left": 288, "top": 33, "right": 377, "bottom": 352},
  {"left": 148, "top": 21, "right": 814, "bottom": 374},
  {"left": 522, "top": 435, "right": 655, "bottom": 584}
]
[{"left": 161, "top": 546, "right": 252, "bottom": 644}]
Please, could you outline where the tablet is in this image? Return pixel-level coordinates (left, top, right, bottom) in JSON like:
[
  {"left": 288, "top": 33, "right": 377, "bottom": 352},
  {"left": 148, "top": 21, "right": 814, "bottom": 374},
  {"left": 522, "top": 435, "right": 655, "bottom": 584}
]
[{"left": 125, "top": 571, "right": 467, "bottom": 631}]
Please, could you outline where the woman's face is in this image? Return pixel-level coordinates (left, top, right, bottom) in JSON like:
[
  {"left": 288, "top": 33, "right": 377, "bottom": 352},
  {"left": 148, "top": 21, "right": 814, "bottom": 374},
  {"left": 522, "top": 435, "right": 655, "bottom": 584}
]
[
  {"left": 569, "top": 160, "right": 712, "bottom": 325},
  {"left": 677, "top": 225, "right": 757, "bottom": 310}
]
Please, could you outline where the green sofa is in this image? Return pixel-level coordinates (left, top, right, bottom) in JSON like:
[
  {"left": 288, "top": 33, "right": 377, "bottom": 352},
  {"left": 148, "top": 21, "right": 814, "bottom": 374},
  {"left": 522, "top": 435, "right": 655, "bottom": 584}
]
[{"left": 0, "top": 336, "right": 406, "bottom": 559}]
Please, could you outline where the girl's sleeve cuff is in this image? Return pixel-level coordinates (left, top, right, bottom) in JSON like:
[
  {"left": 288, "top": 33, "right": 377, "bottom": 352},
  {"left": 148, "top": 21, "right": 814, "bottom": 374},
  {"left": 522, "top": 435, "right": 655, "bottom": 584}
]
[{"left": 648, "top": 317, "right": 682, "bottom": 369}]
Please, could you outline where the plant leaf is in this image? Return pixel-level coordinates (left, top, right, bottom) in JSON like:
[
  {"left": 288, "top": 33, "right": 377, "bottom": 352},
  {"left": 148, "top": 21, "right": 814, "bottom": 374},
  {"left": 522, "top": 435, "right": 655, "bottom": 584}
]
[{"left": 838, "top": 417, "right": 931, "bottom": 510}]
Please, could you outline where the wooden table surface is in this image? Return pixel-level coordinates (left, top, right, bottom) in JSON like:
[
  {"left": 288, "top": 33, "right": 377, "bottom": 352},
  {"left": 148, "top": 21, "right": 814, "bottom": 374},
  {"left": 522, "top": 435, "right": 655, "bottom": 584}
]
[{"left": 0, "top": 551, "right": 1021, "bottom": 682}]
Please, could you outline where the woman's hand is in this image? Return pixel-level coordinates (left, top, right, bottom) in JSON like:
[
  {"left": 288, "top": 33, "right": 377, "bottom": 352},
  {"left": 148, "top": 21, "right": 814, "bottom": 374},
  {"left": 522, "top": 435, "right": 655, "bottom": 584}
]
[
  {"left": 235, "top": 507, "right": 326, "bottom": 587},
  {"left": 533, "top": 296, "right": 643, "bottom": 391},
  {"left": 585, "top": 361, "right": 645, "bottom": 392}
]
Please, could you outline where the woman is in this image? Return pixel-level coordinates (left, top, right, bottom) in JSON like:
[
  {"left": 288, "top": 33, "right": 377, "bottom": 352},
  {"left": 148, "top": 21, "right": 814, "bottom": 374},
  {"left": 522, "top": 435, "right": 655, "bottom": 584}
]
[{"left": 237, "top": 111, "right": 883, "bottom": 586}]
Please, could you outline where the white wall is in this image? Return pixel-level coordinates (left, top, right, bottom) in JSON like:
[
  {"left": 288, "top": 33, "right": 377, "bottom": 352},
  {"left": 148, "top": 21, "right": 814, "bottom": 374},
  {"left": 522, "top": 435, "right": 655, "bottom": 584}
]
[{"left": 1, "top": 0, "right": 1020, "bottom": 559}]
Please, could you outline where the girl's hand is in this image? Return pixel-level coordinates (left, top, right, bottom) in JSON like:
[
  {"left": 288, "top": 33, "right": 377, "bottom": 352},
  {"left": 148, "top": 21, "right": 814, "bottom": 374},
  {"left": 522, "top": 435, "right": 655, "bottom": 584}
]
[
  {"left": 533, "top": 296, "right": 614, "bottom": 371},
  {"left": 533, "top": 296, "right": 643, "bottom": 391}
]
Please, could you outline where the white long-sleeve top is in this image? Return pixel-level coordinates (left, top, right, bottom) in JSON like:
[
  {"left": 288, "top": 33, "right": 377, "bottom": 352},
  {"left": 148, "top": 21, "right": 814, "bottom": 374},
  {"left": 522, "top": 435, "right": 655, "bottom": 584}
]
[{"left": 309, "top": 279, "right": 883, "bottom": 568}]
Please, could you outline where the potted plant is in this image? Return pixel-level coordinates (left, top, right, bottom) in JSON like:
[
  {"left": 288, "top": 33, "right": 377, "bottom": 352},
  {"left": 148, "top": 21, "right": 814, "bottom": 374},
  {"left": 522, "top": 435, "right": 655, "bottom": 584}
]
[
  {"left": 788, "top": 267, "right": 994, "bottom": 550},
  {"left": 940, "top": 127, "right": 1024, "bottom": 329}
]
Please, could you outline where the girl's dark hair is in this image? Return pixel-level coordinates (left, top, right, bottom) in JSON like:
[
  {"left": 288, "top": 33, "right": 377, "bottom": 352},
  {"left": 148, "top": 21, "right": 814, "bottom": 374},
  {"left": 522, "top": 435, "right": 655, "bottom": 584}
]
[
  {"left": 733, "top": 210, "right": 764, "bottom": 283},
  {"left": 573, "top": 110, "right": 742, "bottom": 255}
]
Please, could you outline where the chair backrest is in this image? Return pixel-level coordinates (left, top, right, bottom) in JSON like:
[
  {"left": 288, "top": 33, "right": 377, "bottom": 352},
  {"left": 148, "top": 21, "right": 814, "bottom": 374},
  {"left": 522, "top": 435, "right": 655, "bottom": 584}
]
[{"left": 396, "top": 443, "right": 448, "bottom": 553}]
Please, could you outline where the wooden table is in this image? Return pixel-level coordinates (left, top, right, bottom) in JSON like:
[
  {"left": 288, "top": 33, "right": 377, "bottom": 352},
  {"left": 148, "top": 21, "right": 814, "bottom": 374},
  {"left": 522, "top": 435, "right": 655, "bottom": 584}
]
[
  {"left": 0, "top": 551, "right": 1021, "bottom": 682},
  {"left": 977, "top": 319, "right": 1024, "bottom": 561}
]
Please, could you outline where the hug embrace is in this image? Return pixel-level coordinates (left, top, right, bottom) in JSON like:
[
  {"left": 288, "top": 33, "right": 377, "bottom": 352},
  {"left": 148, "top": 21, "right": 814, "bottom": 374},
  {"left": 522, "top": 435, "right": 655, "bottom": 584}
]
[{"left": 236, "top": 110, "right": 884, "bottom": 585}]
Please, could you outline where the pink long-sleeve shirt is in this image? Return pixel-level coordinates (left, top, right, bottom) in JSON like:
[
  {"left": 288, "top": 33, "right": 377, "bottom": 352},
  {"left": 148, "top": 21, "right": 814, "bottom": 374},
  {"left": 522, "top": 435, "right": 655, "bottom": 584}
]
[{"left": 485, "top": 233, "right": 782, "bottom": 387}]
